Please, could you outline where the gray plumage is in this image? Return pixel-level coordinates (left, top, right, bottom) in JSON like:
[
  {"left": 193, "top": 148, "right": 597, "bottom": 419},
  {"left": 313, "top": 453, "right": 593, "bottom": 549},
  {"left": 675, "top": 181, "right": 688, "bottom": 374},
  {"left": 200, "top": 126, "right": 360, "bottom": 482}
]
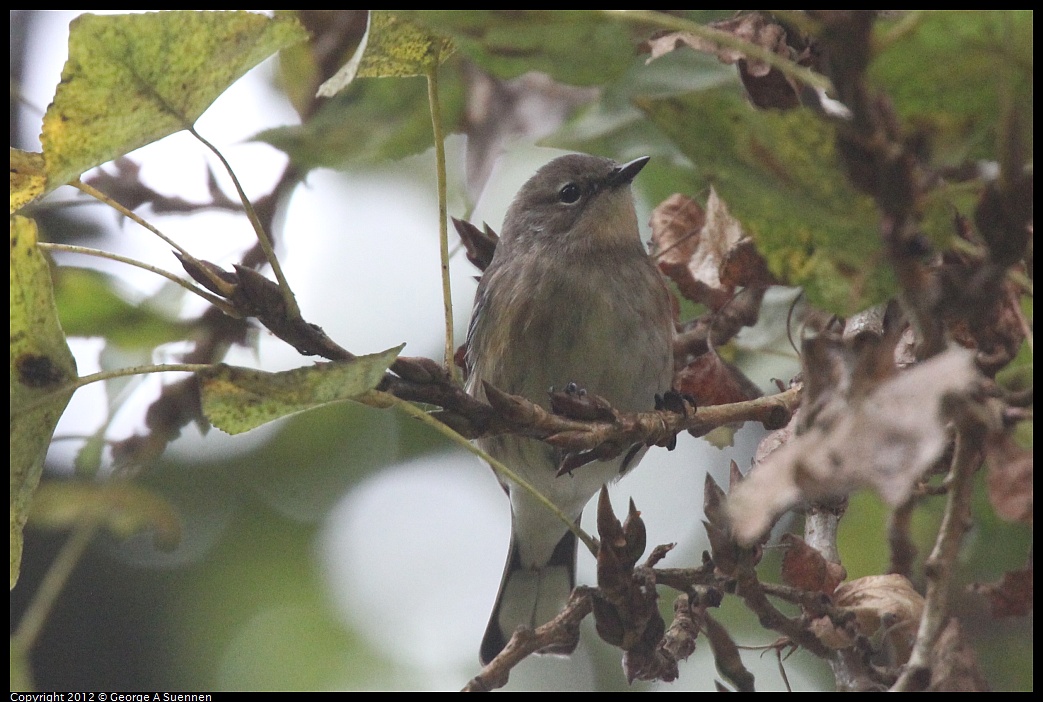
[{"left": 465, "top": 154, "right": 674, "bottom": 665}]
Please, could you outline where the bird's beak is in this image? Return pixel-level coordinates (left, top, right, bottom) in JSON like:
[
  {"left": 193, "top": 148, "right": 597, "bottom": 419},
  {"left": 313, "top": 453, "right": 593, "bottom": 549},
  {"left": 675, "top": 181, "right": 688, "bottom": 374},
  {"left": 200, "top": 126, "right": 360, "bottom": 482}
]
[{"left": 607, "top": 156, "right": 650, "bottom": 187}]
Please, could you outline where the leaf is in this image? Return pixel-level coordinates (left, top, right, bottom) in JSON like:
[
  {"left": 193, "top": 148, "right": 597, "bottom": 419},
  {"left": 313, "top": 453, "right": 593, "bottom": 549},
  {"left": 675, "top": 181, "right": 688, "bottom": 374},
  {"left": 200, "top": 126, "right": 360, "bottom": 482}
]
[
  {"left": 650, "top": 188, "right": 774, "bottom": 310},
  {"left": 638, "top": 87, "right": 894, "bottom": 315},
  {"left": 984, "top": 432, "right": 1033, "bottom": 524},
  {"left": 259, "top": 66, "right": 466, "bottom": 170},
  {"left": 54, "top": 267, "right": 191, "bottom": 347},
  {"left": 673, "top": 351, "right": 762, "bottom": 409},
  {"left": 199, "top": 345, "right": 404, "bottom": 435},
  {"left": 727, "top": 347, "right": 979, "bottom": 545},
  {"left": 833, "top": 574, "right": 924, "bottom": 666},
  {"left": 10, "top": 217, "right": 79, "bottom": 589},
  {"left": 28, "top": 482, "right": 182, "bottom": 550},
  {"left": 406, "top": 10, "right": 635, "bottom": 86},
  {"left": 871, "top": 11, "right": 1033, "bottom": 166},
  {"left": 643, "top": 12, "right": 806, "bottom": 109},
  {"left": 970, "top": 568, "right": 1033, "bottom": 618},
  {"left": 9, "top": 149, "right": 47, "bottom": 214},
  {"left": 779, "top": 533, "right": 846, "bottom": 595},
  {"left": 41, "top": 11, "right": 307, "bottom": 190},
  {"left": 10, "top": 645, "right": 33, "bottom": 692},
  {"left": 649, "top": 192, "right": 708, "bottom": 302},
  {"left": 317, "top": 11, "right": 455, "bottom": 96}
]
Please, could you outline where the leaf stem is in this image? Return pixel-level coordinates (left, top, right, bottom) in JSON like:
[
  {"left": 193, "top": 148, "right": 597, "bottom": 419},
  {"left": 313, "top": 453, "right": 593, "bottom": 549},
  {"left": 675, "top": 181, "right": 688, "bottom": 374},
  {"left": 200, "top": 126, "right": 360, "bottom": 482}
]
[
  {"left": 604, "top": 9, "right": 833, "bottom": 93},
  {"left": 11, "top": 520, "right": 100, "bottom": 652},
  {"left": 188, "top": 126, "right": 303, "bottom": 321},
  {"left": 72, "top": 179, "right": 194, "bottom": 260},
  {"left": 17, "top": 364, "right": 214, "bottom": 418},
  {"left": 426, "top": 63, "right": 457, "bottom": 381},
  {"left": 38, "top": 242, "right": 239, "bottom": 316},
  {"left": 382, "top": 391, "right": 598, "bottom": 555}
]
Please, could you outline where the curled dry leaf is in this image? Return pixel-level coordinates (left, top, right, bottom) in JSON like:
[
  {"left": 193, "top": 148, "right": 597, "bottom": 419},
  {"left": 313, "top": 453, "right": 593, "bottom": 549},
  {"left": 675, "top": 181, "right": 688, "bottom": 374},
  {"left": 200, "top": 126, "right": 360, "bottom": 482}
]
[
  {"left": 650, "top": 188, "right": 766, "bottom": 311},
  {"left": 643, "top": 12, "right": 806, "bottom": 109},
  {"left": 649, "top": 193, "right": 706, "bottom": 303},
  {"left": 643, "top": 12, "right": 789, "bottom": 77},
  {"left": 830, "top": 574, "right": 924, "bottom": 667},
  {"left": 779, "top": 533, "right": 846, "bottom": 595},
  {"left": 728, "top": 347, "right": 979, "bottom": 544},
  {"left": 674, "top": 349, "right": 762, "bottom": 409},
  {"left": 451, "top": 216, "right": 498, "bottom": 272}
]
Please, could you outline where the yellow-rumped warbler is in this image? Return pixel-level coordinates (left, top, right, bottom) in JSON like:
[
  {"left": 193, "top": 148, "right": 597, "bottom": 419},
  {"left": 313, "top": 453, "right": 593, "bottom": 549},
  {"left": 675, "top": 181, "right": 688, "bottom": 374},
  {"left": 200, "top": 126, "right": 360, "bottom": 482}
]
[{"left": 465, "top": 153, "right": 674, "bottom": 664}]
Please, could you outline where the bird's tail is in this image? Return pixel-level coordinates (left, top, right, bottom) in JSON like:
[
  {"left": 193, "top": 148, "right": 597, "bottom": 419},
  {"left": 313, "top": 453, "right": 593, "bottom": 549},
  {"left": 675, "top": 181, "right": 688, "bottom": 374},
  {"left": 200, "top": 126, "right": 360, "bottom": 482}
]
[{"left": 479, "top": 529, "right": 578, "bottom": 666}]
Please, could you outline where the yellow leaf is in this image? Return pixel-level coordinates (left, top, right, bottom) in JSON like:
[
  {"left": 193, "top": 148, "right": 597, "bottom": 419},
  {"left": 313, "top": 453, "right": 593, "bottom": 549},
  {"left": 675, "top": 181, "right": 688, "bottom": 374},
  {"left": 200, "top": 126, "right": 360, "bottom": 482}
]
[
  {"left": 10, "top": 216, "right": 78, "bottom": 588},
  {"left": 41, "top": 11, "right": 307, "bottom": 190},
  {"left": 200, "top": 345, "right": 404, "bottom": 435},
  {"left": 317, "top": 11, "right": 454, "bottom": 96},
  {"left": 9, "top": 149, "right": 47, "bottom": 214},
  {"left": 29, "top": 482, "right": 182, "bottom": 551}
]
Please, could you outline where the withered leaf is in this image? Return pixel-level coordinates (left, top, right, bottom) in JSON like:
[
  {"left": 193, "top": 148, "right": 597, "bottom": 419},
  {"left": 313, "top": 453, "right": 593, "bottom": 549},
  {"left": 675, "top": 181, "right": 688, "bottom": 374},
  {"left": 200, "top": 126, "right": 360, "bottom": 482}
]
[
  {"left": 970, "top": 568, "right": 1033, "bottom": 618},
  {"left": 728, "top": 348, "right": 979, "bottom": 544},
  {"left": 674, "top": 349, "right": 762, "bottom": 409},
  {"left": 833, "top": 574, "right": 924, "bottom": 667},
  {"left": 779, "top": 533, "right": 846, "bottom": 595},
  {"left": 651, "top": 188, "right": 753, "bottom": 310},
  {"left": 985, "top": 432, "right": 1033, "bottom": 524}
]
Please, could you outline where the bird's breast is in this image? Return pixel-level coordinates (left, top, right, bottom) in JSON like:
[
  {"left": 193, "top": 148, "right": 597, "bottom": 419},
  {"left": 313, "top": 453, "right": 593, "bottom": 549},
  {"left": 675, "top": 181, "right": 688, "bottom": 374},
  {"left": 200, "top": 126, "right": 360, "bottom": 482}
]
[{"left": 480, "top": 254, "right": 673, "bottom": 413}]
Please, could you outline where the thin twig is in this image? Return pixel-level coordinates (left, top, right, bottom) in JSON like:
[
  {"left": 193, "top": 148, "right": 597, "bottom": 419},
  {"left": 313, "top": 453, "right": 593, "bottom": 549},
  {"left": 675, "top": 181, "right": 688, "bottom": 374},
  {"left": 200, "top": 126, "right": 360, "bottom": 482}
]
[
  {"left": 38, "top": 242, "right": 239, "bottom": 316},
  {"left": 188, "top": 126, "right": 303, "bottom": 321},
  {"left": 892, "top": 428, "right": 983, "bottom": 691},
  {"left": 426, "top": 62, "right": 457, "bottom": 381},
  {"left": 72, "top": 179, "right": 193, "bottom": 260},
  {"left": 604, "top": 10, "right": 833, "bottom": 92},
  {"left": 11, "top": 520, "right": 100, "bottom": 651}
]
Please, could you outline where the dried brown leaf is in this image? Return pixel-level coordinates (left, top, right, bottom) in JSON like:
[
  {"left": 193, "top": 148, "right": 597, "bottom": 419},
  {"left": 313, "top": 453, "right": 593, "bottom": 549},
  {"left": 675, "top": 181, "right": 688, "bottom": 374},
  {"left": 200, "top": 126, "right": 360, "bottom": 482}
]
[
  {"left": 650, "top": 193, "right": 705, "bottom": 300},
  {"left": 985, "top": 433, "right": 1033, "bottom": 524},
  {"left": 674, "top": 349, "right": 762, "bottom": 408},
  {"left": 779, "top": 533, "right": 845, "bottom": 595},
  {"left": 728, "top": 348, "right": 979, "bottom": 544},
  {"left": 926, "top": 619, "right": 989, "bottom": 692},
  {"left": 452, "top": 216, "right": 498, "bottom": 272},
  {"left": 833, "top": 574, "right": 924, "bottom": 667},
  {"left": 690, "top": 188, "right": 745, "bottom": 310},
  {"left": 643, "top": 13, "right": 805, "bottom": 109},
  {"left": 643, "top": 13, "right": 788, "bottom": 75},
  {"left": 719, "top": 236, "right": 775, "bottom": 288},
  {"left": 970, "top": 567, "right": 1033, "bottom": 618},
  {"left": 704, "top": 612, "right": 755, "bottom": 692},
  {"left": 650, "top": 189, "right": 760, "bottom": 310}
]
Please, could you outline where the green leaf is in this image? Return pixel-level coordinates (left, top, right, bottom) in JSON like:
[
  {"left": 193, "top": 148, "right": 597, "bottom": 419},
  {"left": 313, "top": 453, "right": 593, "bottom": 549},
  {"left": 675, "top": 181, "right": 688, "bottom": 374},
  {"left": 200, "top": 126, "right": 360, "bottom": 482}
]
[
  {"left": 9, "top": 217, "right": 78, "bottom": 589},
  {"left": 870, "top": 11, "right": 1033, "bottom": 166},
  {"left": 547, "top": 43, "right": 735, "bottom": 151},
  {"left": 41, "top": 11, "right": 308, "bottom": 190},
  {"left": 406, "top": 10, "right": 635, "bottom": 86},
  {"left": 259, "top": 67, "right": 466, "bottom": 170},
  {"left": 200, "top": 345, "right": 404, "bottom": 435},
  {"left": 53, "top": 267, "right": 191, "bottom": 347},
  {"left": 317, "top": 11, "right": 455, "bottom": 96},
  {"left": 639, "top": 87, "right": 894, "bottom": 315},
  {"left": 28, "top": 482, "right": 182, "bottom": 550}
]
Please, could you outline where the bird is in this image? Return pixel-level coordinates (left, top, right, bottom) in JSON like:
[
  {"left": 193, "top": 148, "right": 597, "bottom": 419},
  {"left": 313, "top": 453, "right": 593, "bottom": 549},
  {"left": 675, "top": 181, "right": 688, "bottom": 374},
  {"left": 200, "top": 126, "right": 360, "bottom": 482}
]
[{"left": 464, "top": 153, "right": 674, "bottom": 665}]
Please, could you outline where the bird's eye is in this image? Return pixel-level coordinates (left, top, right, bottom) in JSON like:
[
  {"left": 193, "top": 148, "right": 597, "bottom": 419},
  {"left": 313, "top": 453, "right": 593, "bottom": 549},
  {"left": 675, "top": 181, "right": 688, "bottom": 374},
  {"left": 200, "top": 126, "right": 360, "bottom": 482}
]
[{"left": 558, "top": 183, "right": 582, "bottom": 204}]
